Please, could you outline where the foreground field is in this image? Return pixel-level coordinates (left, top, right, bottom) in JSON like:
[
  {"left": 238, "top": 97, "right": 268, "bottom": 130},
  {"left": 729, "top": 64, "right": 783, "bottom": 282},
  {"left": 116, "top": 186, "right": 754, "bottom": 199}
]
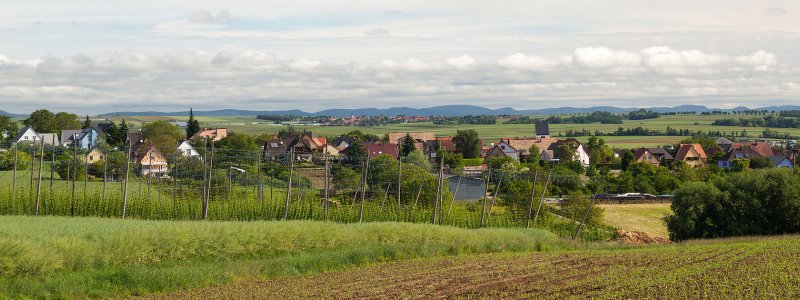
[
  {"left": 0, "top": 216, "right": 563, "bottom": 299},
  {"left": 150, "top": 235, "right": 800, "bottom": 299},
  {"left": 599, "top": 203, "right": 672, "bottom": 238}
]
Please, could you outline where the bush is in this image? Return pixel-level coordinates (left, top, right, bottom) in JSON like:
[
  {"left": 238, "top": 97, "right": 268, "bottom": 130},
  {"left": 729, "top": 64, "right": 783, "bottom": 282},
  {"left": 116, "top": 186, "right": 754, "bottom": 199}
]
[{"left": 667, "top": 169, "right": 800, "bottom": 241}]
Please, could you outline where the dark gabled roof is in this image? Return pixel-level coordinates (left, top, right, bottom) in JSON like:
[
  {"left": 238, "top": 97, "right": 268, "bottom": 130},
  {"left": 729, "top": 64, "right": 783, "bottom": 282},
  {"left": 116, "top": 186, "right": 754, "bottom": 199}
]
[
  {"left": 13, "top": 126, "right": 36, "bottom": 142},
  {"left": 332, "top": 136, "right": 356, "bottom": 147},
  {"left": 535, "top": 120, "right": 550, "bottom": 136},
  {"left": 648, "top": 147, "right": 674, "bottom": 160},
  {"left": 769, "top": 156, "right": 791, "bottom": 166},
  {"left": 93, "top": 123, "right": 113, "bottom": 134},
  {"left": 61, "top": 129, "right": 82, "bottom": 143}
]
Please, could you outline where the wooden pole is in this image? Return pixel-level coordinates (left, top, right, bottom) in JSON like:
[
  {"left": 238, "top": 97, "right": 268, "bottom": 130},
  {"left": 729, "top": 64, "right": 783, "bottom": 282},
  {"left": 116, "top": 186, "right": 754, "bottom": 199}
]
[
  {"left": 49, "top": 143, "right": 55, "bottom": 214},
  {"left": 173, "top": 153, "right": 178, "bottom": 218},
  {"left": 532, "top": 172, "right": 552, "bottom": 226},
  {"left": 30, "top": 144, "right": 35, "bottom": 198},
  {"left": 201, "top": 139, "right": 207, "bottom": 213},
  {"left": 11, "top": 142, "right": 17, "bottom": 204},
  {"left": 447, "top": 174, "right": 462, "bottom": 215},
  {"left": 84, "top": 149, "right": 88, "bottom": 206},
  {"left": 433, "top": 157, "right": 443, "bottom": 224},
  {"left": 283, "top": 147, "right": 294, "bottom": 220},
  {"left": 257, "top": 149, "right": 263, "bottom": 208},
  {"left": 488, "top": 171, "right": 504, "bottom": 216},
  {"left": 102, "top": 150, "right": 108, "bottom": 208},
  {"left": 358, "top": 158, "right": 369, "bottom": 223},
  {"left": 122, "top": 140, "right": 131, "bottom": 219},
  {"left": 397, "top": 144, "right": 401, "bottom": 209},
  {"left": 525, "top": 171, "right": 539, "bottom": 228},
  {"left": 34, "top": 140, "right": 44, "bottom": 215},
  {"left": 574, "top": 178, "right": 603, "bottom": 240},
  {"left": 479, "top": 166, "right": 492, "bottom": 227},
  {"left": 203, "top": 141, "right": 214, "bottom": 220},
  {"left": 413, "top": 184, "right": 422, "bottom": 208},
  {"left": 323, "top": 149, "right": 329, "bottom": 222},
  {"left": 70, "top": 134, "right": 77, "bottom": 217}
]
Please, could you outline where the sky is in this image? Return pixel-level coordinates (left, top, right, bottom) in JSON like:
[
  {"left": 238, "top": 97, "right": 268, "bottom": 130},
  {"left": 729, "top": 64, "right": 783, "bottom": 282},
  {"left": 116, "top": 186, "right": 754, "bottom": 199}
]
[{"left": 1, "top": 0, "right": 799, "bottom": 114}]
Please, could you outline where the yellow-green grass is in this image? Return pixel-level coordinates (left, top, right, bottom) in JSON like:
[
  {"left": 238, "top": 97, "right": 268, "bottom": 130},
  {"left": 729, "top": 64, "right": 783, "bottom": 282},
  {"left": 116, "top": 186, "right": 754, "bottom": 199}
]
[
  {"left": 159, "top": 234, "right": 800, "bottom": 299},
  {"left": 599, "top": 203, "right": 672, "bottom": 238},
  {"left": 0, "top": 216, "right": 565, "bottom": 299}
]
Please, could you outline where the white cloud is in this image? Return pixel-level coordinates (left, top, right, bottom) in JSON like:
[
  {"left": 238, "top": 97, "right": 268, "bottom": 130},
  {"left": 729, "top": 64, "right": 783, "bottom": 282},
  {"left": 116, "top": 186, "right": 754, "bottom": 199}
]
[
  {"left": 572, "top": 47, "right": 641, "bottom": 69},
  {"left": 496, "top": 53, "right": 560, "bottom": 70},
  {"left": 364, "top": 28, "right": 390, "bottom": 36},
  {"left": 189, "top": 9, "right": 233, "bottom": 23},
  {"left": 0, "top": 47, "right": 795, "bottom": 113},
  {"left": 445, "top": 55, "right": 477, "bottom": 70},
  {"left": 736, "top": 50, "right": 777, "bottom": 71},
  {"left": 766, "top": 7, "right": 788, "bottom": 16}
]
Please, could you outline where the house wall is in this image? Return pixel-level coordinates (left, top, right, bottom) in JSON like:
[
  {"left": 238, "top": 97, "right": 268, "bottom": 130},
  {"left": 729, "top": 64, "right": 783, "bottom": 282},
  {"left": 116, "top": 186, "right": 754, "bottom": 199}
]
[{"left": 576, "top": 145, "right": 590, "bottom": 166}]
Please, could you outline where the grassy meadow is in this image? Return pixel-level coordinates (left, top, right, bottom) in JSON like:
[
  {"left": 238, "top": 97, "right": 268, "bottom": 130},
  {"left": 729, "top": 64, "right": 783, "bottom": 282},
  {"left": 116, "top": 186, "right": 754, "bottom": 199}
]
[
  {"left": 0, "top": 216, "right": 565, "bottom": 299},
  {"left": 599, "top": 203, "right": 672, "bottom": 238}
]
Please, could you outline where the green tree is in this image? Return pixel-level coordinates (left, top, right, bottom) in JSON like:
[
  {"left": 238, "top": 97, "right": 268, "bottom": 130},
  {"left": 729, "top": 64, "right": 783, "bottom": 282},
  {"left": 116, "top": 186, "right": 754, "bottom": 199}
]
[
  {"left": 332, "top": 165, "right": 361, "bottom": 195},
  {"left": 344, "top": 139, "right": 367, "bottom": 165},
  {"left": 732, "top": 158, "right": 750, "bottom": 172},
  {"left": 553, "top": 143, "right": 577, "bottom": 162},
  {"left": 23, "top": 109, "right": 56, "bottom": 133},
  {"left": 105, "top": 122, "right": 120, "bottom": 146},
  {"left": 53, "top": 112, "right": 81, "bottom": 131},
  {"left": 82, "top": 115, "right": 92, "bottom": 129},
  {"left": 117, "top": 120, "right": 129, "bottom": 145},
  {"left": 402, "top": 150, "right": 431, "bottom": 171},
  {"left": 749, "top": 157, "right": 772, "bottom": 169},
  {"left": 0, "top": 150, "right": 31, "bottom": 171},
  {"left": 186, "top": 108, "right": 201, "bottom": 139},
  {"left": 559, "top": 192, "right": 605, "bottom": 227},
  {"left": 620, "top": 150, "right": 634, "bottom": 170},
  {"left": 526, "top": 144, "right": 541, "bottom": 163},
  {"left": 0, "top": 115, "right": 19, "bottom": 143},
  {"left": 453, "top": 129, "right": 481, "bottom": 158},
  {"left": 141, "top": 121, "right": 183, "bottom": 158},
  {"left": 400, "top": 133, "right": 416, "bottom": 157}
]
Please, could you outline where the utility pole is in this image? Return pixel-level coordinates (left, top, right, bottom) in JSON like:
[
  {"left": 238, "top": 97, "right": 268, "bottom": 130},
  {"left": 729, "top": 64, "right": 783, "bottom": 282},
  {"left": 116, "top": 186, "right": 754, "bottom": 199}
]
[{"left": 70, "top": 134, "right": 77, "bottom": 217}]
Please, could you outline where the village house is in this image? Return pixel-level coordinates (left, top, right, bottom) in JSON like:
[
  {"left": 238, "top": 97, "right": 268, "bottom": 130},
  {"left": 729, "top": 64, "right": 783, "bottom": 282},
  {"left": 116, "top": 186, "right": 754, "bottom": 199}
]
[
  {"left": 192, "top": 128, "right": 228, "bottom": 141},
  {"left": 132, "top": 141, "right": 169, "bottom": 177},
  {"left": 85, "top": 148, "right": 105, "bottom": 164},
  {"left": 177, "top": 140, "right": 200, "bottom": 157},
  {"left": 12, "top": 126, "right": 41, "bottom": 144},
  {"left": 263, "top": 137, "right": 315, "bottom": 162},
  {"left": 535, "top": 120, "right": 550, "bottom": 138},
  {"left": 61, "top": 128, "right": 102, "bottom": 149},
  {"left": 769, "top": 156, "right": 794, "bottom": 168},
  {"left": 485, "top": 141, "right": 519, "bottom": 161},
  {"left": 633, "top": 148, "right": 661, "bottom": 167},
  {"left": 39, "top": 133, "right": 60, "bottom": 146},
  {"left": 340, "top": 142, "right": 399, "bottom": 160},
  {"left": 423, "top": 137, "right": 457, "bottom": 161},
  {"left": 674, "top": 144, "right": 707, "bottom": 168}
]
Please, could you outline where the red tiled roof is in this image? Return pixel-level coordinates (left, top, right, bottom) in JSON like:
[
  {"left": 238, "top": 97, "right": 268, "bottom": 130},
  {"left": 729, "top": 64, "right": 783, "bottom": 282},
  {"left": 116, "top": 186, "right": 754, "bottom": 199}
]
[{"left": 674, "top": 144, "right": 707, "bottom": 161}]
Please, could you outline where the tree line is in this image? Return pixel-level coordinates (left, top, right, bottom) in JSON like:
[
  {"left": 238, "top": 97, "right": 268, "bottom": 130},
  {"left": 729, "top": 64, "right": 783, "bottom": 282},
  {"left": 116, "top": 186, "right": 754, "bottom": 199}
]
[{"left": 712, "top": 115, "right": 800, "bottom": 128}]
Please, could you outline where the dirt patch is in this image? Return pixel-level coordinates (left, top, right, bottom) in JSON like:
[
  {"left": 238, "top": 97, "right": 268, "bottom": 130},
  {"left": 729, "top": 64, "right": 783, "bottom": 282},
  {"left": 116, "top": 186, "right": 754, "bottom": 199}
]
[{"left": 616, "top": 230, "right": 671, "bottom": 245}]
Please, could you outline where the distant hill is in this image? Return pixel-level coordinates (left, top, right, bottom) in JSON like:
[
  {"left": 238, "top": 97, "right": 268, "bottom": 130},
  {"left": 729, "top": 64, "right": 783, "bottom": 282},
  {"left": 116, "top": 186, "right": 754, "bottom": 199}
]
[
  {"left": 0, "top": 110, "right": 25, "bottom": 118},
  {"left": 98, "top": 104, "right": 800, "bottom": 117}
]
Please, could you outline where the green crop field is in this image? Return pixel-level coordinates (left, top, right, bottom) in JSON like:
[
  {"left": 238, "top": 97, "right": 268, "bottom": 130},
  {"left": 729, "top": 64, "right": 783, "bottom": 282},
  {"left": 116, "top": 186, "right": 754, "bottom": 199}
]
[
  {"left": 105, "top": 114, "right": 800, "bottom": 148},
  {"left": 599, "top": 203, "right": 672, "bottom": 238},
  {"left": 0, "top": 216, "right": 564, "bottom": 299},
  {"left": 150, "top": 234, "right": 800, "bottom": 299}
]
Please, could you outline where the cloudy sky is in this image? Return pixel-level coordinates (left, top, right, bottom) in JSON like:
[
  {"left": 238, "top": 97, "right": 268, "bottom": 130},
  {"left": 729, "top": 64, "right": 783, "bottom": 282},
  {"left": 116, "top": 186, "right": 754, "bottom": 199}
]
[{"left": 1, "top": 0, "right": 799, "bottom": 114}]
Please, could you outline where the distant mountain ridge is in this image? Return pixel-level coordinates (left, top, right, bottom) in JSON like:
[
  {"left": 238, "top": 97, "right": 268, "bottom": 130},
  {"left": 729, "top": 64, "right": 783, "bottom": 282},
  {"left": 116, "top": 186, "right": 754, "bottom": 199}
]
[{"left": 98, "top": 104, "right": 800, "bottom": 117}]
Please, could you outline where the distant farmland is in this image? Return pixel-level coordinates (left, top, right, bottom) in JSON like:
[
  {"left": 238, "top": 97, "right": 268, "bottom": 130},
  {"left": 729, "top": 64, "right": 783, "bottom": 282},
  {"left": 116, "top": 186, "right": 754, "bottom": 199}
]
[{"left": 105, "top": 114, "right": 800, "bottom": 148}]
